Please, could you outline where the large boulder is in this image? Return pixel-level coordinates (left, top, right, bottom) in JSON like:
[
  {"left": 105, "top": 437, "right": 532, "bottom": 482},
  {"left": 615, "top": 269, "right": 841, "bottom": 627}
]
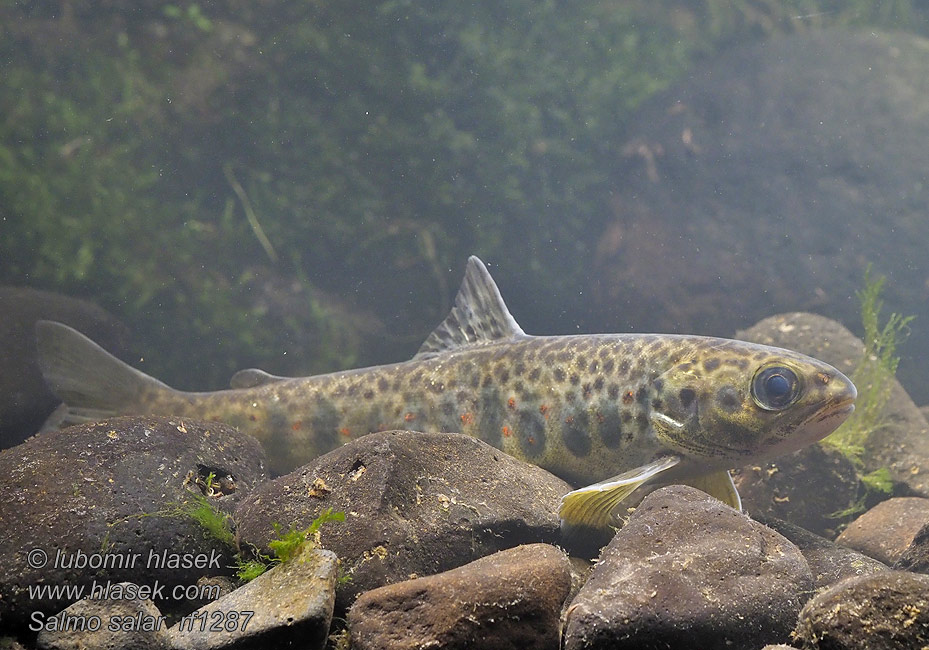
[
  {"left": 0, "top": 416, "right": 268, "bottom": 628},
  {"left": 348, "top": 544, "right": 572, "bottom": 650},
  {"left": 235, "top": 430, "right": 571, "bottom": 612},
  {"left": 563, "top": 485, "right": 813, "bottom": 649}
]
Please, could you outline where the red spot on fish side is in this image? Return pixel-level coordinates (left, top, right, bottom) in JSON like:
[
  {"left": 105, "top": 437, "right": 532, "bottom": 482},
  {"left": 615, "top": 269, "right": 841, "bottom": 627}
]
[
  {"left": 507, "top": 397, "right": 516, "bottom": 409},
  {"left": 502, "top": 426, "right": 512, "bottom": 437},
  {"left": 404, "top": 412, "right": 416, "bottom": 422},
  {"left": 565, "top": 415, "right": 575, "bottom": 425},
  {"left": 539, "top": 404, "right": 549, "bottom": 419},
  {"left": 291, "top": 421, "right": 302, "bottom": 431},
  {"left": 623, "top": 390, "right": 635, "bottom": 404},
  {"left": 461, "top": 412, "right": 475, "bottom": 425},
  {"left": 339, "top": 427, "right": 351, "bottom": 437},
  {"left": 527, "top": 436, "right": 535, "bottom": 445}
]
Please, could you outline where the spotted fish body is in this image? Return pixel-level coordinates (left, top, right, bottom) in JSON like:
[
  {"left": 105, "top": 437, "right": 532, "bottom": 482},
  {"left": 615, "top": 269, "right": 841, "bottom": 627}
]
[{"left": 37, "top": 257, "right": 856, "bottom": 528}]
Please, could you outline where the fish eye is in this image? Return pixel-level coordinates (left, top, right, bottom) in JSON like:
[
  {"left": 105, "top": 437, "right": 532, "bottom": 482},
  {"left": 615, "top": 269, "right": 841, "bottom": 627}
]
[{"left": 751, "top": 365, "right": 801, "bottom": 411}]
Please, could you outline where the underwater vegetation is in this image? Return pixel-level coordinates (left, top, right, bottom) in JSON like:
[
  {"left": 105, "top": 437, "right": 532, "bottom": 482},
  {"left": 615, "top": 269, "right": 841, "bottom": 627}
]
[
  {"left": 823, "top": 266, "right": 913, "bottom": 464},
  {"left": 823, "top": 265, "right": 914, "bottom": 516}
]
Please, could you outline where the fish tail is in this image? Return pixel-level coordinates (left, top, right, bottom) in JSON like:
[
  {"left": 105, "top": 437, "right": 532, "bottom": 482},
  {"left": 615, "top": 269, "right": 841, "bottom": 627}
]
[{"left": 35, "top": 320, "right": 175, "bottom": 428}]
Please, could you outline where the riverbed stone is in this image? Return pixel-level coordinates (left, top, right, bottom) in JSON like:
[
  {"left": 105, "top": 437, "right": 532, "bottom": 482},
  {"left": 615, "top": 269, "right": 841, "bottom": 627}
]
[
  {"left": 792, "top": 571, "right": 929, "bottom": 649},
  {"left": 348, "top": 543, "right": 571, "bottom": 650},
  {"left": 35, "top": 582, "right": 169, "bottom": 650},
  {"left": 170, "top": 548, "right": 337, "bottom": 650},
  {"left": 835, "top": 497, "right": 929, "bottom": 565},
  {"left": 235, "top": 430, "right": 571, "bottom": 613},
  {"left": 0, "top": 416, "right": 268, "bottom": 629},
  {"left": 734, "top": 442, "right": 861, "bottom": 538},
  {"left": 563, "top": 485, "right": 813, "bottom": 650},
  {"left": 756, "top": 515, "right": 887, "bottom": 591}
]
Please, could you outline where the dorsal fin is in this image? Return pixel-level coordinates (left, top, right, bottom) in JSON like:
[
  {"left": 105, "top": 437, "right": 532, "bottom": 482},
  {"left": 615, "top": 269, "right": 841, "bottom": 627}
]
[
  {"left": 230, "top": 368, "right": 287, "bottom": 389},
  {"left": 414, "top": 256, "right": 525, "bottom": 359}
]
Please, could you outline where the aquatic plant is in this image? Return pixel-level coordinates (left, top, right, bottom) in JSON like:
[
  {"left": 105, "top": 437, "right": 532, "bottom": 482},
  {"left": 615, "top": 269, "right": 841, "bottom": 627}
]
[
  {"left": 822, "top": 265, "right": 913, "bottom": 465},
  {"left": 235, "top": 508, "right": 346, "bottom": 582}
]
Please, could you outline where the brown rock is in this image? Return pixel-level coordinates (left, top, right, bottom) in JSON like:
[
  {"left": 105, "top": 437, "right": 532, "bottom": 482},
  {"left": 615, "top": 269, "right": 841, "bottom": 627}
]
[
  {"left": 756, "top": 515, "right": 887, "bottom": 591},
  {"left": 0, "top": 416, "right": 268, "bottom": 628},
  {"left": 235, "top": 430, "right": 571, "bottom": 613},
  {"left": 348, "top": 544, "right": 572, "bottom": 650},
  {"left": 792, "top": 571, "right": 929, "bottom": 649},
  {"left": 170, "top": 548, "right": 337, "bottom": 650},
  {"left": 836, "top": 497, "right": 929, "bottom": 565},
  {"left": 563, "top": 485, "right": 813, "bottom": 650},
  {"left": 734, "top": 443, "right": 860, "bottom": 538}
]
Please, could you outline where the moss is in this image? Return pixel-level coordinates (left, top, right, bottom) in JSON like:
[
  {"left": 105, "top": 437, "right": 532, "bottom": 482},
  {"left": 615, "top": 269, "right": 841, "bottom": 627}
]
[
  {"left": 822, "top": 265, "right": 914, "bottom": 466},
  {"left": 235, "top": 508, "right": 345, "bottom": 581}
]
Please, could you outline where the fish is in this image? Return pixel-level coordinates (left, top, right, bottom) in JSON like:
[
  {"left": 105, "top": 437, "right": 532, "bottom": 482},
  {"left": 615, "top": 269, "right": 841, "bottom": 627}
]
[{"left": 35, "top": 256, "right": 857, "bottom": 530}]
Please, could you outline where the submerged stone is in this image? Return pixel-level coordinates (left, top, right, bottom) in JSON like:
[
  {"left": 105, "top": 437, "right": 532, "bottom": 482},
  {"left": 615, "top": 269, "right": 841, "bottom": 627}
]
[
  {"left": 169, "top": 548, "right": 337, "bottom": 650},
  {"left": 235, "top": 430, "right": 571, "bottom": 613},
  {"left": 0, "top": 416, "right": 268, "bottom": 628},
  {"left": 563, "top": 485, "right": 812, "bottom": 650},
  {"left": 348, "top": 544, "right": 572, "bottom": 650},
  {"left": 35, "top": 582, "right": 169, "bottom": 650},
  {"left": 836, "top": 497, "right": 929, "bottom": 565},
  {"left": 792, "top": 571, "right": 929, "bottom": 649}
]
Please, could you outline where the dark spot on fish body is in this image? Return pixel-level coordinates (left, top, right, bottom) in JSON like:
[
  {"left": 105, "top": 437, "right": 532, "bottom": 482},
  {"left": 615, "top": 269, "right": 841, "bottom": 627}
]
[
  {"left": 653, "top": 378, "right": 664, "bottom": 393},
  {"left": 465, "top": 324, "right": 476, "bottom": 339},
  {"left": 621, "top": 410, "right": 633, "bottom": 424},
  {"left": 717, "top": 386, "right": 742, "bottom": 412},
  {"left": 619, "top": 360, "right": 630, "bottom": 375},
  {"left": 598, "top": 405, "right": 623, "bottom": 448},
  {"left": 636, "top": 413, "right": 648, "bottom": 428},
  {"left": 679, "top": 388, "right": 696, "bottom": 408},
  {"left": 635, "top": 386, "right": 648, "bottom": 403},
  {"left": 309, "top": 398, "right": 340, "bottom": 452},
  {"left": 377, "top": 376, "right": 389, "bottom": 392},
  {"left": 392, "top": 378, "right": 402, "bottom": 391},
  {"left": 589, "top": 360, "right": 599, "bottom": 374},
  {"left": 363, "top": 389, "right": 375, "bottom": 400},
  {"left": 725, "top": 358, "right": 749, "bottom": 370},
  {"left": 469, "top": 373, "right": 481, "bottom": 389},
  {"left": 518, "top": 409, "right": 546, "bottom": 458},
  {"left": 703, "top": 358, "right": 721, "bottom": 372},
  {"left": 603, "top": 359, "right": 614, "bottom": 374},
  {"left": 528, "top": 367, "right": 541, "bottom": 382},
  {"left": 582, "top": 383, "right": 592, "bottom": 399},
  {"left": 593, "top": 377, "right": 604, "bottom": 391},
  {"left": 562, "top": 411, "right": 591, "bottom": 456},
  {"left": 652, "top": 398, "right": 663, "bottom": 410},
  {"left": 478, "top": 387, "right": 503, "bottom": 448},
  {"left": 514, "top": 362, "right": 525, "bottom": 377},
  {"left": 553, "top": 367, "right": 566, "bottom": 383},
  {"left": 497, "top": 366, "right": 510, "bottom": 383},
  {"left": 557, "top": 350, "right": 571, "bottom": 363},
  {"left": 569, "top": 374, "right": 580, "bottom": 386},
  {"left": 576, "top": 355, "right": 587, "bottom": 370}
]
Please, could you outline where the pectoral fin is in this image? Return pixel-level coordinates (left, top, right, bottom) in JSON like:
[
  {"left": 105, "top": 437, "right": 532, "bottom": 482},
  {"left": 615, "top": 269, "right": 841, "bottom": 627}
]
[
  {"left": 681, "top": 470, "right": 742, "bottom": 511},
  {"left": 559, "top": 455, "right": 681, "bottom": 529}
]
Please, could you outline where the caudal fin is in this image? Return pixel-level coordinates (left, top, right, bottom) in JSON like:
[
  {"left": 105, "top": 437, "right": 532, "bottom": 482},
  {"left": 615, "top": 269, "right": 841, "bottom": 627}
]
[{"left": 35, "top": 320, "right": 173, "bottom": 427}]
